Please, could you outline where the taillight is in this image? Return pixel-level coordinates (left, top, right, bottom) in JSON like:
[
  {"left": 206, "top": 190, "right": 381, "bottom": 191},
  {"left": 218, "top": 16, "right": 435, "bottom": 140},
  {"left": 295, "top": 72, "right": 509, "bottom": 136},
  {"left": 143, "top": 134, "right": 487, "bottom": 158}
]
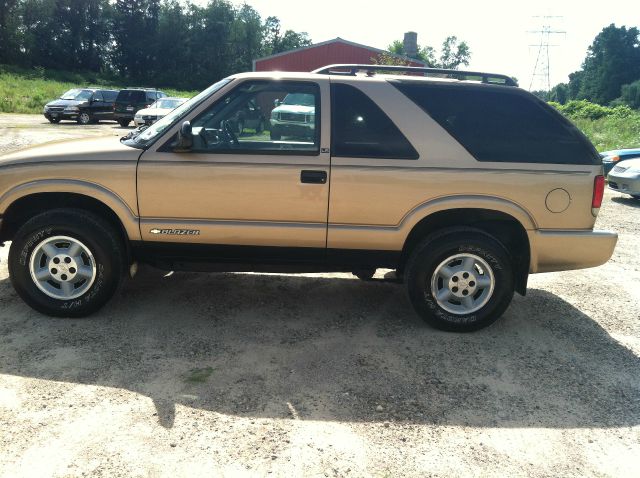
[{"left": 592, "top": 175, "right": 605, "bottom": 209}]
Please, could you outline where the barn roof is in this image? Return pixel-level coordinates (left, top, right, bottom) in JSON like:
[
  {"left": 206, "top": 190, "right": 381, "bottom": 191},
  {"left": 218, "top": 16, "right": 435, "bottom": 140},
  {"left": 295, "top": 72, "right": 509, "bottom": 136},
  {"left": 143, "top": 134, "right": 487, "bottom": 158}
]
[{"left": 253, "top": 37, "right": 427, "bottom": 69}]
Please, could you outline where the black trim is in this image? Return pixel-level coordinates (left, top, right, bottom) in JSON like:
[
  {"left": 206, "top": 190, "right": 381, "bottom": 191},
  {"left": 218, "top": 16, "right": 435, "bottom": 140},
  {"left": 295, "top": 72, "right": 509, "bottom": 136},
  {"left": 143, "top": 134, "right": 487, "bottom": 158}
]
[{"left": 131, "top": 242, "right": 400, "bottom": 272}]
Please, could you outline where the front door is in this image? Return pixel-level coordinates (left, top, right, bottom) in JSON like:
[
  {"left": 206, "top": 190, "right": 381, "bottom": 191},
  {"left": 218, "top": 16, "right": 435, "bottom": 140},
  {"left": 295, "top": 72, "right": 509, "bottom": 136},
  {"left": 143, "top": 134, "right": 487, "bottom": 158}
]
[{"left": 137, "top": 78, "right": 331, "bottom": 254}]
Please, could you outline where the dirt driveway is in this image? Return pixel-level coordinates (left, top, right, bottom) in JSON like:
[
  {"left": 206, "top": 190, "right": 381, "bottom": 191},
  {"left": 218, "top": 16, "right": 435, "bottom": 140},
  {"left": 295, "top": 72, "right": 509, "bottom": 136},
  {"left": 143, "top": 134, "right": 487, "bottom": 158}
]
[{"left": 0, "top": 114, "right": 638, "bottom": 477}]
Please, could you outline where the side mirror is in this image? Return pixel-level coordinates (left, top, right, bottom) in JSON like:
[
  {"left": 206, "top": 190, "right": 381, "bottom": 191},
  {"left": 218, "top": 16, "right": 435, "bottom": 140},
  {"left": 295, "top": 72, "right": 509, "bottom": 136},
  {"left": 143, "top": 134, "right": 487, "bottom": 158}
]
[
  {"left": 173, "top": 121, "right": 193, "bottom": 151},
  {"left": 274, "top": 99, "right": 281, "bottom": 107}
]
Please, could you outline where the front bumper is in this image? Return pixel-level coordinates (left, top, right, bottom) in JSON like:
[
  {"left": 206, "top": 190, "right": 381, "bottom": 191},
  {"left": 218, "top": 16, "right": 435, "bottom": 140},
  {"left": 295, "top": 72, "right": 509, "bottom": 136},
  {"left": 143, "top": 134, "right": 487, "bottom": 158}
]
[
  {"left": 134, "top": 116, "right": 158, "bottom": 127},
  {"left": 528, "top": 229, "right": 618, "bottom": 273},
  {"left": 607, "top": 171, "right": 640, "bottom": 196},
  {"left": 44, "top": 111, "right": 79, "bottom": 121},
  {"left": 270, "top": 120, "right": 314, "bottom": 137}
]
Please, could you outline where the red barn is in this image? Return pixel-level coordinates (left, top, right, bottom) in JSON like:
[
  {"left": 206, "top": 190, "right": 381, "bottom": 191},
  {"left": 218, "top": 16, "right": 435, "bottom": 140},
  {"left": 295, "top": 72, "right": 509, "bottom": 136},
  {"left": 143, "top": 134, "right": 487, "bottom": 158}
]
[{"left": 253, "top": 37, "right": 426, "bottom": 72}]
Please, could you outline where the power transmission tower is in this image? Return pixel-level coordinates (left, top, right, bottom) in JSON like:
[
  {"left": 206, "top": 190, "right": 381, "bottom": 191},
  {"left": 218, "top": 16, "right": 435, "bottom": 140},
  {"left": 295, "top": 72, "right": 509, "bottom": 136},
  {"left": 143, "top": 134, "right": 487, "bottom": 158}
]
[{"left": 528, "top": 16, "right": 565, "bottom": 92}]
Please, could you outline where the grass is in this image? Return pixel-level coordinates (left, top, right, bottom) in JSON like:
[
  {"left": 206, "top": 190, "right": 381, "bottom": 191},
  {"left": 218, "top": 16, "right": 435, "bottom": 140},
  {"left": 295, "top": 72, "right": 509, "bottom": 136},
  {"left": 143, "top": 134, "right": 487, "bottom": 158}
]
[
  {"left": 571, "top": 114, "right": 640, "bottom": 151},
  {"left": 184, "top": 367, "right": 214, "bottom": 384},
  {"left": 0, "top": 64, "right": 197, "bottom": 114}
]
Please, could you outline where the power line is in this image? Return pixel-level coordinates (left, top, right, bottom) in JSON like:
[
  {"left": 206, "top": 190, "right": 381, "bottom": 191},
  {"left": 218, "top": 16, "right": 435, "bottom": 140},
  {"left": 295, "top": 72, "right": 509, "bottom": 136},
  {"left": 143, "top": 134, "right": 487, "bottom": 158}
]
[{"left": 528, "top": 15, "right": 566, "bottom": 92}]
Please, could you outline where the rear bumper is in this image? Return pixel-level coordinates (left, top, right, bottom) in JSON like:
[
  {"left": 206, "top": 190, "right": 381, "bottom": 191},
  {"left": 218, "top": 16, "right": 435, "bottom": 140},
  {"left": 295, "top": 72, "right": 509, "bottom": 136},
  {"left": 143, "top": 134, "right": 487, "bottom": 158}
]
[
  {"left": 529, "top": 229, "right": 618, "bottom": 273},
  {"left": 114, "top": 112, "right": 134, "bottom": 121}
]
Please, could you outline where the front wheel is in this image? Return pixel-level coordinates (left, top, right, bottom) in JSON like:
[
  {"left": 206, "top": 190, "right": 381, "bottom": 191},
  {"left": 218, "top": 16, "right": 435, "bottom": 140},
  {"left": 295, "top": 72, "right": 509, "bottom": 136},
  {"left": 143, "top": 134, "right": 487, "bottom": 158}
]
[
  {"left": 405, "top": 229, "right": 514, "bottom": 332},
  {"left": 8, "top": 209, "right": 125, "bottom": 317},
  {"left": 118, "top": 119, "right": 130, "bottom": 127},
  {"left": 47, "top": 117, "right": 61, "bottom": 124}
]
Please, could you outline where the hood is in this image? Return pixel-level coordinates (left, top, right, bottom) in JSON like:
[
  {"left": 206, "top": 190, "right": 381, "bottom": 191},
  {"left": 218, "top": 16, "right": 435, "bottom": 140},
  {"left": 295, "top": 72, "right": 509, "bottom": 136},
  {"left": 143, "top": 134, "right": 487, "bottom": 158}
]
[
  {"left": 136, "top": 107, "right": 172, "bottom": 116},
  {"left": 0, "top": 135, "right": 141, "bottom": 168},
  {"left": 601, "top": 148, "right": 640, "bottom": 158},
  {"left": 46, "top": 99, "right": 88, "bottom": 108},
  {"left": 273, "top": 104, "right": 315, "bottom": 115},
  {"left": 617, "top": 157, "right": 640, "bottom": 169}
]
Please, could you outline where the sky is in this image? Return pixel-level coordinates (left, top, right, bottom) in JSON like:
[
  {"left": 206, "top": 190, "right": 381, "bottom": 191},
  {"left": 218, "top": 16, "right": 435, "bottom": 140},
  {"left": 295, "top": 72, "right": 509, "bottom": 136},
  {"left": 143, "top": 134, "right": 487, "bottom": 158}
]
[{"left": 223, "top": 0, "right": 635, "bottom": 90}]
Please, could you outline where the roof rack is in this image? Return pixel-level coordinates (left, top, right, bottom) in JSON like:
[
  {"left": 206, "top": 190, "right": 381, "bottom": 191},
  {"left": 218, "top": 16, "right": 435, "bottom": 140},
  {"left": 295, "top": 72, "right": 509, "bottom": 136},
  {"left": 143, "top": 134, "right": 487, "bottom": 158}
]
[{"left": 312, "top": 64, "right": 518, "bottom": 86}]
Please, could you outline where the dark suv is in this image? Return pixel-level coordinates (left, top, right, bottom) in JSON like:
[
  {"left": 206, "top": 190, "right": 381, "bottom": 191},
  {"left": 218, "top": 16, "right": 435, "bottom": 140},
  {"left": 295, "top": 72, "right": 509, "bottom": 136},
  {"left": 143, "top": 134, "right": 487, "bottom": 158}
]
[
  {"left": 114, "top": 88, "right": 167, "bottom": 127},
  {"left": 43, "top": 88, "right": 119, "bottom": 124}
]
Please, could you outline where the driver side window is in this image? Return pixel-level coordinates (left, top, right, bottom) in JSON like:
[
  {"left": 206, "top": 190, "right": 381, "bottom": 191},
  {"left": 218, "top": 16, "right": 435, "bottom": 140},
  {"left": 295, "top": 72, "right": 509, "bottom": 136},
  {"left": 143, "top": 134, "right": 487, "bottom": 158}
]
[{"left": 190, "top": 80, "right": 320, "bottom": 154}]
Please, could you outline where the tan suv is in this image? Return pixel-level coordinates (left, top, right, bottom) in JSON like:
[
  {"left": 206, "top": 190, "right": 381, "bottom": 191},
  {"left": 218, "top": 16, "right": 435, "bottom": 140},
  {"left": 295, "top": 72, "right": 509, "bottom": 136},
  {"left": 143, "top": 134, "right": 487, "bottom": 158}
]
[{"left": 0, "top": 64, "right": 617, "bottom": 331}]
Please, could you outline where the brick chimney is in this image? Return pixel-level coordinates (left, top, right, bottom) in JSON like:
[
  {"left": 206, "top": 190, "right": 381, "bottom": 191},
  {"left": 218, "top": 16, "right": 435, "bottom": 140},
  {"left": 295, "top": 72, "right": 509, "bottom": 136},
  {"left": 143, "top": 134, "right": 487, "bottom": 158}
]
[{"left": 403, "top": 31, "right": 418, "bottom": 58}]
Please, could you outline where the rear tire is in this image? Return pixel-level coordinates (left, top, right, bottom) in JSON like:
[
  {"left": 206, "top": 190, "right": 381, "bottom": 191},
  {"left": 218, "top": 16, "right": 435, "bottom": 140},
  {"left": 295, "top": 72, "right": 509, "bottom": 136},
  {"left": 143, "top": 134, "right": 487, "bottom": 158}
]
[
  {"left": 405, "top": 228, "right": 514, "bottom": 332},
  {"left": 77, "top": 112, "right": 92, "bottom": 125},
  {"left": 8, "top": 209, "right": 124, "bottom": 318},
  {"left": 118, "top": 119, "right": 130, "bottom": 127}
]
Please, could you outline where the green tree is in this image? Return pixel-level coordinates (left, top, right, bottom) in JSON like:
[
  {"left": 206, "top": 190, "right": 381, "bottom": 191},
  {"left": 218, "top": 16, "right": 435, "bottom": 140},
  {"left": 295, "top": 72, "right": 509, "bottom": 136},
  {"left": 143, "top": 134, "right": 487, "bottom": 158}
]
[
  {"left": 262, "top": 16, "right": 311, "bottom": 56},
  {"left": 569, "top": 24, "right": 640, "bottom": 105},
  {"left": 388, "top": 36, "right": 470, "bottom": 69},
  {"left": 620, "top": 79, "right": 640, "bottom": 109},
  {"left": 0, "top": 0, "right": 22, "bottom": 63},
  {"left": 549, "top": 83, "right": 569, "bottom": 104}
]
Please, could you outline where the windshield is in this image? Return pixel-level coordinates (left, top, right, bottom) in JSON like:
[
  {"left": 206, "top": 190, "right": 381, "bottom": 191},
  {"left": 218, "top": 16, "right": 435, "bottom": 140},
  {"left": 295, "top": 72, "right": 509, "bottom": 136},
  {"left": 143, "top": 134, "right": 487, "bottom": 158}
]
[
  {"left": 151, "top": 98, "right": 186, "bottom": 110},
  {"left": 60, "top": 89, "right": 93, "bottom": 101},
  {"left": 282, "top": 93, "right": 315, "bottom": 106},
  {"left": 130, "top": 79, "right": 232, "bottom": 147}
]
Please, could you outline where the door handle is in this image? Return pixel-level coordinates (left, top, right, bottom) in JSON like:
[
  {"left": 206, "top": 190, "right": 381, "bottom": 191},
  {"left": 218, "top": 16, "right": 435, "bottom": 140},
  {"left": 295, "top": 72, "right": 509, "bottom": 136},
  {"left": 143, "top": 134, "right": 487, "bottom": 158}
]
[{"left": 300, "top": 170, "right": 327, "bottom": 184}]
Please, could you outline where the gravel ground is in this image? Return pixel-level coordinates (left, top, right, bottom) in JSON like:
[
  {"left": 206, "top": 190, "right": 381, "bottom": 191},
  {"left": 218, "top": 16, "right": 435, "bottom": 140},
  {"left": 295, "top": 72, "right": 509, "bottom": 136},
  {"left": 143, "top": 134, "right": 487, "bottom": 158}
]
[{"left": 0, "top": 114, "right": 638, "bottom": 477}]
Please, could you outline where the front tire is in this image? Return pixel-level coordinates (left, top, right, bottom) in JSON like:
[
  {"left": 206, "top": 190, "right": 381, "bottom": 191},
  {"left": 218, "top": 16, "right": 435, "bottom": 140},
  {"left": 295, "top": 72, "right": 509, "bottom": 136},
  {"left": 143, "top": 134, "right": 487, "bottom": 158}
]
[
  {"left": 405, "top": 228, "right": 514, "bottom": 332},
  {"left": 118, "top": 119, "right": 130, "bottom": 127},
  {"left": 8, "top": 209, "right": 124, "bottom": 318},
  {"left": 47, "top": 117, "right": 61, "bottom": 124}
]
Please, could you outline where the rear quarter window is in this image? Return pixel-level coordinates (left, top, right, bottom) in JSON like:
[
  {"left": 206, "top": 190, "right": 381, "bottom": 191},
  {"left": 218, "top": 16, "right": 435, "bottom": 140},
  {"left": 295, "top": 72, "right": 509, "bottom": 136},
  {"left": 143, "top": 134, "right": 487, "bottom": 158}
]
[
  {"left": 331, "top": 83, "right": 418, "bottom": 160},
  {"left": 393, "top": 82, "right": 600, "bottom": 165}
]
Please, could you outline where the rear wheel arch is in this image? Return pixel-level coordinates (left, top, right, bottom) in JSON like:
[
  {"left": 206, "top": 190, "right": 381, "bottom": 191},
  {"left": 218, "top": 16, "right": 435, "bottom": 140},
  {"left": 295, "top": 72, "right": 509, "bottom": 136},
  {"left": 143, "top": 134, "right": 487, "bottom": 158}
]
[{"left": 400, "top": 208, "right": 531, "bottom": 295}]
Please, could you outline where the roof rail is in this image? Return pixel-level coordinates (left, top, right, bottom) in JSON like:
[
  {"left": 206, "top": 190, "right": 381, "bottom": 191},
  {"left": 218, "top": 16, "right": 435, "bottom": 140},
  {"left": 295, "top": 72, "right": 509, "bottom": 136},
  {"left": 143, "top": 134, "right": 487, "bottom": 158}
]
[{"left": 312, "top": 64, "right": 518, "bottom": 86}]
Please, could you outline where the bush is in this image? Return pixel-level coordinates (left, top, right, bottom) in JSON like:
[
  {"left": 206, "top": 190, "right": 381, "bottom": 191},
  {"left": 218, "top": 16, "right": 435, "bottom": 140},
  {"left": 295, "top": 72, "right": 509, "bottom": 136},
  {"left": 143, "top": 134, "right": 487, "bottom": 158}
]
[
  {"left": 549, "top": 99, "right": 640, "bottom": 151},
  {"left": 550, "top": 99, "right": 635, "bottom": 120}
]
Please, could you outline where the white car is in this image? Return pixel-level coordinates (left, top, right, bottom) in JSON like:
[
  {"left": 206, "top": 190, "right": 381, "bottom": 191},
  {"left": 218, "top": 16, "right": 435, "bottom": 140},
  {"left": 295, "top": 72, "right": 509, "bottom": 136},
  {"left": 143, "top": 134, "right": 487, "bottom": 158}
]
[
  {"left": 269, "top": 93, "right": 316, "bottom": 140},
  {"left": 134, "top": 97, "right": 188, "bottom": 127}
]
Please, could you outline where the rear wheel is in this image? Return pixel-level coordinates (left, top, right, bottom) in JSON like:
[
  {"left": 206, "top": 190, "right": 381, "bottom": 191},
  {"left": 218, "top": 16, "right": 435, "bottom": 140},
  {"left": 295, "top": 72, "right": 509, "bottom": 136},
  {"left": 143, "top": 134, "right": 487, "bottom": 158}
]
[
  {"left": 77, "top": 112, "right": 92, "bottom": 125},
  {"left": 405, "top": 228, "right": 514, "bottom": 332},
  {"left": 8, "top": 209, "right": 124, "bottom": 318},
  {"left": 118, "top": 119, "right": 130, "bottom": 127}
]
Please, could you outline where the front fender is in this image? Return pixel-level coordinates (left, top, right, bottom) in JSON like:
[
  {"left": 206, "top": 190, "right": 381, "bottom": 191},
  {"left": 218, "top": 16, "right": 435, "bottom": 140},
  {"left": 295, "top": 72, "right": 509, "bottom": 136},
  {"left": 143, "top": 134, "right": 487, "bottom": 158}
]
[{"left": 0, "top": 179, "right": 140, "bottom": 241}]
